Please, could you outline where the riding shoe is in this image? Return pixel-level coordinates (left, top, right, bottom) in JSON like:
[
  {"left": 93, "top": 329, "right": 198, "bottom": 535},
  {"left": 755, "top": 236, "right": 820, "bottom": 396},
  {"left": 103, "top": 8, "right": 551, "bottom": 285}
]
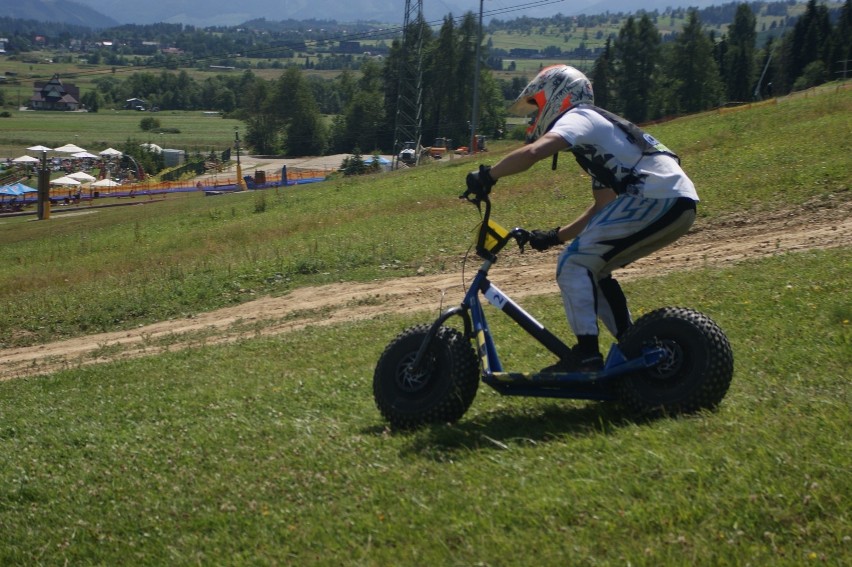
[{"left": 540, "top": 347, "right": 604, "bottom": 374}]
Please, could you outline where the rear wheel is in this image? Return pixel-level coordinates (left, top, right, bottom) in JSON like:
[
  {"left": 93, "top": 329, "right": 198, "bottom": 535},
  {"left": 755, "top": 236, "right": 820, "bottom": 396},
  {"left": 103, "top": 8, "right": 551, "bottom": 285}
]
[
  {"left": 617, "top": 307, "right": 734, "bottom": 416},
  {"left": 373, "top": 324, "right": 479, "bottom": 429}
]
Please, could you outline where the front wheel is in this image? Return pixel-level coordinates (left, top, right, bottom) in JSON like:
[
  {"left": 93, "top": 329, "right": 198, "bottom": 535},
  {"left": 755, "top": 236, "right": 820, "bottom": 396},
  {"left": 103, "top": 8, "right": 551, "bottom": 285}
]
[
  {"left": 373, "top": 324, "right": 479, "bottom": 429},
  {"left": 616, "top": 307, "right": 734, "bottom": 416}
]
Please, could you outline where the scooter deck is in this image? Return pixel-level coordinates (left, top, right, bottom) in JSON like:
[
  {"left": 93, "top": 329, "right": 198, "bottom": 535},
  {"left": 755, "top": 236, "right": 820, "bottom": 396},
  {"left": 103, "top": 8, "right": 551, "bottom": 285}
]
[{"left": 481, "top": 346, "right": 666, "bottom": 400}]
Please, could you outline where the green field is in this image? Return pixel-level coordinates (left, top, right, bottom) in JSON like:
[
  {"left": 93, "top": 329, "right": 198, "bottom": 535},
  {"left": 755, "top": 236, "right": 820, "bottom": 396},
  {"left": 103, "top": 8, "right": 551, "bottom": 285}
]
[
  {"left": 0, "top": 86, "right": 849, "bottom": 565},
  {"left": 0, "top": 108, "right": 244, "bottom": 158}
]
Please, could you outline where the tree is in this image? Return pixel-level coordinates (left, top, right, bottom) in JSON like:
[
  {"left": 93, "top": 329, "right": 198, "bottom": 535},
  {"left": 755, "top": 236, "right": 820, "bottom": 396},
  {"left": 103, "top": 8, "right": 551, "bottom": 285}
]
[
  {"left": 242, "top": 79, "right": 278, "bottom": 155},
  {"left": 475, "top": 70, "right": 507, "bottom": 140},
  {"left": 778, "top": 0, "right": 833, "bottom": 92},
  {"left": 725, "top": 4, "right": 757, "bottom": 102},
  {"left": 668, "top": 10, "right": 722, "bottom": 113},
  {"left": 452, "top": 13, "right": 479, "bottom": 146},
  {"left": 424, "top": 16, "right": 459, "bottom": 146},
  {"left": 270, "top": 67, "right": 327, "bottom": 156},
  {"left": 613, "top": 15, "right": 660, "bottom": 122},
  {"left": 827, "top": 0, "right": 852, "bottom": 81},
  {"left": 329, "top": 60, "right": 386, "bottom": 154},
  {"left": 81, "top": 90, "right": 102, "bottom": 113},
  {"left": 591, "top": 38, "right": 613, "bottom": 109},
  {"left": 340, "top": 148, "right": 367, "bottom": 176}
]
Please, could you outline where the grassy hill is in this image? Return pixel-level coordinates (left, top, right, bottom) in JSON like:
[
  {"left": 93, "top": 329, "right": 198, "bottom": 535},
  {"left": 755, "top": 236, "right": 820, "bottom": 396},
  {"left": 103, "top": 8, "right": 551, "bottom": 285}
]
[{"left": 0, "top": 86, "right": 849, "bottom": 565}]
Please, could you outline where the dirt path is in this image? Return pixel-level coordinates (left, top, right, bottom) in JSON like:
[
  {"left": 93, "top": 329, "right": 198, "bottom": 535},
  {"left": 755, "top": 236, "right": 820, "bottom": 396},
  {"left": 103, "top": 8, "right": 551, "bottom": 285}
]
[{"left": 1, "top": 194, "right": 849, "bottom": 380}]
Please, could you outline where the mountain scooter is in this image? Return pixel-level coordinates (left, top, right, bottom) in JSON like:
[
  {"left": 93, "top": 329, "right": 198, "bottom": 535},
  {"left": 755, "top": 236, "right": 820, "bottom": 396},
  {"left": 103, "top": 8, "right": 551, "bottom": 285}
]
[{"left": 373, "top": 192, "right": 734, "bottom": 429}]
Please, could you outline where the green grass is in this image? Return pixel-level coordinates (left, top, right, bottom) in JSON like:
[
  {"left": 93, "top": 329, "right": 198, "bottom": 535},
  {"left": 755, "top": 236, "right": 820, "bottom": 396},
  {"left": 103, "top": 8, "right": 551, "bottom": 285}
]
[
  {"left": 0, "top": 248, "right": 848, "bottom": 565},
  {"left": 0, "top": 81, "right": 849, "bottom": 565},
  {"left": 0, "top": 108, "right": 244, "bottom": 157},
  {"left": 1, "top": 87, "right": 849, "bottom": 349}
]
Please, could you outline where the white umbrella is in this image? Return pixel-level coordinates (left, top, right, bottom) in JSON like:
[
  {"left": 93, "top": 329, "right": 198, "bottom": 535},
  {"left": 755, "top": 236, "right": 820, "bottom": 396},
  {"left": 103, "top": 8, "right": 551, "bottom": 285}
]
[
  {"left": 91, "top": 178, "right": 120, "bottom": 188},
  {"left": 54, "top": 143, "right": 87, "bottom": 154},
  {"left": 72, "top": 151, "right": 99, "bottom": 159},
  {"left": 50, "top": 176, "right": 82, "bottom": 186},
  {"left": 99, "top": 148, "right": 122, "bottom": 157},
  {"left": 68, "top": 171, "right": 97, "bottom": 182},
  {"left": 139, "top": 143, "right": 162, "bottom": 153},
  {"left": 27, "top": 145, "right": 52, "bottom": 152},
  {"left": 12, "top": 155, "right": 40, "bottom": 163}
]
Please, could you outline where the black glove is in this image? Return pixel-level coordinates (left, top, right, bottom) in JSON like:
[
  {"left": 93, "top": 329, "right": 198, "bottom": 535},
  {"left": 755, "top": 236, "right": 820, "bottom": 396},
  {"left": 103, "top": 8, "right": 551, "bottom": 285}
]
[
  {"left": 529, "top": 227, "right": 562, "bottom": 251},
  {"left": 465, "top": 165, "right": 497, "bottom": 200}
]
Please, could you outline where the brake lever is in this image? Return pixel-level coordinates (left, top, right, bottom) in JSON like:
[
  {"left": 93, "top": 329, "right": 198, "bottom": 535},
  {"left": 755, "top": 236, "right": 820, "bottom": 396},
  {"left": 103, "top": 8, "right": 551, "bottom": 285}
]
[{"left": 458, "top": 191, "right": 483, "bottom": 211}]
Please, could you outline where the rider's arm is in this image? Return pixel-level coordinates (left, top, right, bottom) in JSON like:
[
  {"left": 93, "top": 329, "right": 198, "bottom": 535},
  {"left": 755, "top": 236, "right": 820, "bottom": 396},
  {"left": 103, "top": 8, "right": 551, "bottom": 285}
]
[
  {"left": 488, "top": 130, "right": 616, "bottom": 243},
  {"left": 488, "top": 132, "right": 568, "bottom": 179}
]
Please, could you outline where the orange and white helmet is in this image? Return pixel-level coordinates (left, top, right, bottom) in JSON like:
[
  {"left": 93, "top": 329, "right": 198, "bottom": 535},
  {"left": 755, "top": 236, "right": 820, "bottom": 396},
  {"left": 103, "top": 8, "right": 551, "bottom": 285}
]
[{"left": 508, "top": 65, "right": 594, "bottom": 143}]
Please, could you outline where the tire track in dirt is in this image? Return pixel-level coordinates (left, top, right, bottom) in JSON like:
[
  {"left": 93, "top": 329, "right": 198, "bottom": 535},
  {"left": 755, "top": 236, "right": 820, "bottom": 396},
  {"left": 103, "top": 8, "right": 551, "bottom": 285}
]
[{"left": 1, "top": 195, "right": 849, "bottom": 380}]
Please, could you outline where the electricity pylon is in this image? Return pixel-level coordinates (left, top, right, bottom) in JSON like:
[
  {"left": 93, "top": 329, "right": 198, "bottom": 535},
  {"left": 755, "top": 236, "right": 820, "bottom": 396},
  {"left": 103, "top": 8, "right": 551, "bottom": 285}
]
[{"left": 392, "top": 0, "right": 424, "bottom": 169}]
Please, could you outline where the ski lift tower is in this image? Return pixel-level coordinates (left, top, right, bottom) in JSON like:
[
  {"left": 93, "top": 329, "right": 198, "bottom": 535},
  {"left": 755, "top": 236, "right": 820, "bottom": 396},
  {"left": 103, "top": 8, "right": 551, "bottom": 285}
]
[{"left": 392, "top": 0, "right": 424, "bottom": 169}]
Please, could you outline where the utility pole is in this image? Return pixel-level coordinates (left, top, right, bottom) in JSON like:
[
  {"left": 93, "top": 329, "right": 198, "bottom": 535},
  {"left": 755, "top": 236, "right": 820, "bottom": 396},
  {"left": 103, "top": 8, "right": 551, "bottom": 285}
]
[
  {"left": 469, "top": 0, "right": 485, "bottom": 155},
  {"left": 37, "top": 150, "right": 50, "bottom": 220},
  {"left": 235, "top": 128, "right": 247, "bottom": 191},
  {"left": 754, "top": 53, "right": 773, "bottom": 100}
]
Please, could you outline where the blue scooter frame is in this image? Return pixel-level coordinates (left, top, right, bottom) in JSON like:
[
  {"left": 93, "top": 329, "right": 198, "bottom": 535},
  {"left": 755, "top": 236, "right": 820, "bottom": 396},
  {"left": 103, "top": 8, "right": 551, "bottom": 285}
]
[{"left": 410, "top": 193, "right": 667, "bottom": 401}]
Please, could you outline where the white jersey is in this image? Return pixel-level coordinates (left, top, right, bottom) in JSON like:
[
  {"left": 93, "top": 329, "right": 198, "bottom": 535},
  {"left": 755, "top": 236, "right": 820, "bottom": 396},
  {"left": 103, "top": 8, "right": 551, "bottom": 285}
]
[{"left": 549, "top": 106, "right": 699, "bottom": 201}]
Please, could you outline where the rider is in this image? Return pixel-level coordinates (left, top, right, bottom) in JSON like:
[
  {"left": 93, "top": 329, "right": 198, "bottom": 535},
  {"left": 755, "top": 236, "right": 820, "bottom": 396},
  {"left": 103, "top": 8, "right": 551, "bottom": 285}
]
[{"left": 466, "top": 65, "right": 699, "bottom": 373}]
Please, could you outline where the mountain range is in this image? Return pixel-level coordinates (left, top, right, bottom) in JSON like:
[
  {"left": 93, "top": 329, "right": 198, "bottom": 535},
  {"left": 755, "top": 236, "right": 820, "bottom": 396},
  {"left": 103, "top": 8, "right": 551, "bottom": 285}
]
[{"left": 3, "top": 0, "right": 727, "bottom": 29}]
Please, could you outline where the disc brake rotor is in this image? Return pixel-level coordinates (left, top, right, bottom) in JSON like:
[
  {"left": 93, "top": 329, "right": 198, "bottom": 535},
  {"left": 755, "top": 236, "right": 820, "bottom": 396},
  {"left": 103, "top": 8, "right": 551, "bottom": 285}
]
[{"left": 396, "top": 352, "right": 432, "bottom": 393}]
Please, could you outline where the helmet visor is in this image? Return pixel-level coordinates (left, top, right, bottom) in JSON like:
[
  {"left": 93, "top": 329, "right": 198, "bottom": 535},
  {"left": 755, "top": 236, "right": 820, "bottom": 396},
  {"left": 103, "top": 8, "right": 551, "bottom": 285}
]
[{"left": 509, "top": 92, "right": 547, "bottom": 143}]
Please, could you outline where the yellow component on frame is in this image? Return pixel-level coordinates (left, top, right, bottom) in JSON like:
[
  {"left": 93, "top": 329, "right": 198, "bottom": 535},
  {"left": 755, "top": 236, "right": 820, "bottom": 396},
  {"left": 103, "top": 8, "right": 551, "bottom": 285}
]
[
  {"left": 476, "top": 330, "right": 489, "bottom": 372},
  {"left": 479, "top": 219, "right": 510, "bottom": 253}
]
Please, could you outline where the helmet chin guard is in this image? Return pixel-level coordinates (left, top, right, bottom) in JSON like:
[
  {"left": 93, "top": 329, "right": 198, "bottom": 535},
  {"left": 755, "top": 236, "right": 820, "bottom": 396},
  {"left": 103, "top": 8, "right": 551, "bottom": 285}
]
[{"left": 508, "top": 65, "right": 594, "bottom": 143}]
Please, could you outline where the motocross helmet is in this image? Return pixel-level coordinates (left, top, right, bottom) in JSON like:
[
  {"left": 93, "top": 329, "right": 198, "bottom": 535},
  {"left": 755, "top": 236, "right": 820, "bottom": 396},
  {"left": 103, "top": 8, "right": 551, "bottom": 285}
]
[{"left": 508, "top": 65, "right": 594, "bottom": 143}]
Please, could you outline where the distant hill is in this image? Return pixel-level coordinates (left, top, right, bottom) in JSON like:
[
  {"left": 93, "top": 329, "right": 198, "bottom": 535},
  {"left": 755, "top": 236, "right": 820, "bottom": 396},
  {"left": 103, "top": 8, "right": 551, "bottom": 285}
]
[
  {"left": 63, "top": 0, "right": 736, "bottom": 28},
  {"left": 0, "top": 0, "right": 118, "bottom": 29}
]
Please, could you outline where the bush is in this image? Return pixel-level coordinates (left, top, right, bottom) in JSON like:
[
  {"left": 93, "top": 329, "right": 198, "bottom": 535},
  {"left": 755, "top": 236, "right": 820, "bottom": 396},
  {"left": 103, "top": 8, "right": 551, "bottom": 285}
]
[{"left": 140, "top": 116, "right": 161, "bottom": 131}]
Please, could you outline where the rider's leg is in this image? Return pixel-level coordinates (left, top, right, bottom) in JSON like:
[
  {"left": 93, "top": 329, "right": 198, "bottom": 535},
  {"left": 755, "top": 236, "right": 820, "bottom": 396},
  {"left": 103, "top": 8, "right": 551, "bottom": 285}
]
[
  {"left": 554, "top": 261, "right": 603, "bottom": 367},
  {"left": 556, "top": 195, "right": 696, "bottom": 362},
  {"left": 597, "top": 275, "right": 631, "bottom": 339}
]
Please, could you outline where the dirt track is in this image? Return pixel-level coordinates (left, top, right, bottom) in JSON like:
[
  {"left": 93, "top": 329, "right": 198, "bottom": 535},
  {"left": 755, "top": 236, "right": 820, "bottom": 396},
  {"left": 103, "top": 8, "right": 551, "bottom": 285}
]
[{"left": 1, "top": 192, "right": 849, "bottom": 380}]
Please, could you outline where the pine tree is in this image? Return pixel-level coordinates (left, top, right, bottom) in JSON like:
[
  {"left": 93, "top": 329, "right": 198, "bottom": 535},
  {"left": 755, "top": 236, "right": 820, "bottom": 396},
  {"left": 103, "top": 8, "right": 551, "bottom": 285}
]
[
  {"left": 725, "top": 4, "right": 757, "bottom": 102},
  {"left": 614, "top": 15, "right": 660, "bottom": 122},
  {"left": 827, "top": 0, "right": 852, "bottom": 81},
  {"left": 670, "top": 10, "right": 722, "bottom": 113},
  {"left": 591, "top": 38, "right": 613, "bottom": 109},
  {"left": 784, "top": 0, "right": 833, "bottom": 91},
  {"left": 424, "top": 16, "right": 458, "bottom": 145}
]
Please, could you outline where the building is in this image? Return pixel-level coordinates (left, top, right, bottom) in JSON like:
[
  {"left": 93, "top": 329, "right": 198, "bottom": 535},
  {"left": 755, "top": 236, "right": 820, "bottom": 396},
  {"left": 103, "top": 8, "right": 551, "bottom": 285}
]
[
  {"left": 29, "top": 74, "right": 80, "bottom": 111},
  {"left": 125, "top": 98, "right": 147, "bottom": 111}
]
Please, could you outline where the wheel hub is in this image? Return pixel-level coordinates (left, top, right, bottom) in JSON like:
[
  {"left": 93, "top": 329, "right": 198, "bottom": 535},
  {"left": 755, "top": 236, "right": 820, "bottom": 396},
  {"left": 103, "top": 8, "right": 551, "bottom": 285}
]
[
  {"left": 648, "top": 339, "right": 684, "bottom": 380},
  {"left": 396, "top": 353, "right": 432, "bottom": 393}
]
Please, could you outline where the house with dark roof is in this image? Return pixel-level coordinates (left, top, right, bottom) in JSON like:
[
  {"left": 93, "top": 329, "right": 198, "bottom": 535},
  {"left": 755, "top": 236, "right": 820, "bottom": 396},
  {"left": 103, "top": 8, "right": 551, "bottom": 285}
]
[
  {"left": 125, "top": 98, "right": 147, "bottom": 110},
  {"left": 29, "top": 74, "right": 81, "bottom": 111}
]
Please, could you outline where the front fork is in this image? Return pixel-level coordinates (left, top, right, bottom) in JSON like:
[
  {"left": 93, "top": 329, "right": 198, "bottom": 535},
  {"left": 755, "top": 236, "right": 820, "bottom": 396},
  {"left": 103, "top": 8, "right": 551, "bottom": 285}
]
[{"left": 410, "top": 305, "right": 472, "bottom": 370}]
